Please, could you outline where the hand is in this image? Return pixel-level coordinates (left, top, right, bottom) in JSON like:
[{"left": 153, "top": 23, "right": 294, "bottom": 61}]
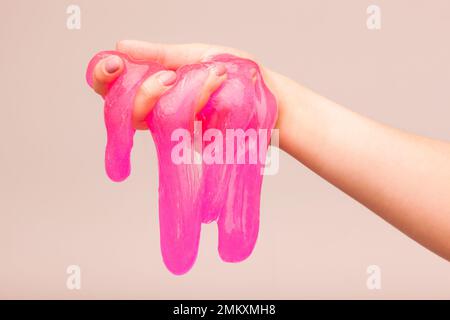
[{"left": 90, "top": 40, "right": 261, "bottom": 129}]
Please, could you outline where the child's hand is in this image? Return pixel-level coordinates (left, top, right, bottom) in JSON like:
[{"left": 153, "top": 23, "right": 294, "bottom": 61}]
[
  {"left": 88, "top": 40, "right": 450, "bottom": 262},
  {"left": 89, "top": 40, "right": 258, "bottom": 129}
]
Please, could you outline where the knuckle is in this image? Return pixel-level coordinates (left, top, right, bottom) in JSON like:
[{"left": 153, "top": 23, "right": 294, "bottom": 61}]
[{"left": 140, "top": 78, "right": 158, "bottom": 98}]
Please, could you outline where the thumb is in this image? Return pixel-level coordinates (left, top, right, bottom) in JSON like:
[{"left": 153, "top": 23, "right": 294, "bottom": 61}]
[{"left": 92, "top": 55, "right": 124, "bottom": 96}]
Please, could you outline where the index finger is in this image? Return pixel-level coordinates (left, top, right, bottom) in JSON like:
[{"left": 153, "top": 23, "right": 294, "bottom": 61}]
[{"left": 115, "top": 40, "right": 252, "bottom": 70}]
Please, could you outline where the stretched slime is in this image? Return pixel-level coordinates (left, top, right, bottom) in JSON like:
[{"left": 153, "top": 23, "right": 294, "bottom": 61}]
[{"left": 86, "top": 51, "right": 278, "bottom": 275}]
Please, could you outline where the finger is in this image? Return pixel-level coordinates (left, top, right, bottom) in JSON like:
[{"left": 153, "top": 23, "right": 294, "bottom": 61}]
[
  {"left": 92, "top": 55, "right": 124, "bottom": 96},
  {"left": 194, "top": 63, "right": 228, "bottom": 113},
  {"left": 116, "top": 40, "right": 251, "bottom": 70},
  {"left": 117, "top": 40, "right": 208, "bottom": 69},
  {"left": 132, "top": 64, "right": 227, "bottom": 130},
  {"left": 132, "top": 70, "right": 177, "bottom": 129}
]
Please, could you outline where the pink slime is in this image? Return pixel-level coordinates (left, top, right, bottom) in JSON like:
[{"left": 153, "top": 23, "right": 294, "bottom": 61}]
[{"left": 86, "top": 51, "right": 277, "bottom": 275}]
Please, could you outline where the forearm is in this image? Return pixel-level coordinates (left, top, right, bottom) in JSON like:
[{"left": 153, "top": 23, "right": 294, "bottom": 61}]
[{"left": 266, "top": 69, "right": 450, "bottom": 260}]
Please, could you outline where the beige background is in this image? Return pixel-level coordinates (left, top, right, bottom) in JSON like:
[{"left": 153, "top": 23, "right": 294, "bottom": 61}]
[{"left": 1, "top": 0, "right": 449, "bottom": 299}]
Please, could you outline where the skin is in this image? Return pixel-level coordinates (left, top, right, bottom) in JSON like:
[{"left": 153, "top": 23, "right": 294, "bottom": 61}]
[{"left": 91, "top": 40, "right": 450, "bottom": 261}]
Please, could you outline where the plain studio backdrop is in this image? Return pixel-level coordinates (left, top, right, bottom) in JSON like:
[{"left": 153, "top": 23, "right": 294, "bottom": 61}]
[{"left": 0, "top": 0, "right": 449, "bottom": 299}]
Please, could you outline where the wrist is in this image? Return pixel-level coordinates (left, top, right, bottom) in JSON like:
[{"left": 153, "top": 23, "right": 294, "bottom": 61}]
[{"left": 261, "top": 68, "right": 307, "bottom": 154}]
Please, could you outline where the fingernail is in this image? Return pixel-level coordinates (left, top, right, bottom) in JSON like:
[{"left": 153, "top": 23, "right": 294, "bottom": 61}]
[
  {"left": 210, "top": 63, "right": 227, "bottom": 76},
  {"left": 105, "top": 56, "right": 121, "bottom": 74},
  {"left": 157, "top": 71, "right": 177, "bottom": 86}
]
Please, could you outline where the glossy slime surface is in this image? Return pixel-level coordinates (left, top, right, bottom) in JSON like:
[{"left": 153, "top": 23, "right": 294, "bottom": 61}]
[{"left": 86, "top": 51, "right": 278, "bottom": 275}]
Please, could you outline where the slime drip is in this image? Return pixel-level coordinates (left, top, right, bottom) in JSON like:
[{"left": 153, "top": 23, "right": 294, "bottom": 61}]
[{"left": 86, "top": 51, "right": 277, "bottom": 275}]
